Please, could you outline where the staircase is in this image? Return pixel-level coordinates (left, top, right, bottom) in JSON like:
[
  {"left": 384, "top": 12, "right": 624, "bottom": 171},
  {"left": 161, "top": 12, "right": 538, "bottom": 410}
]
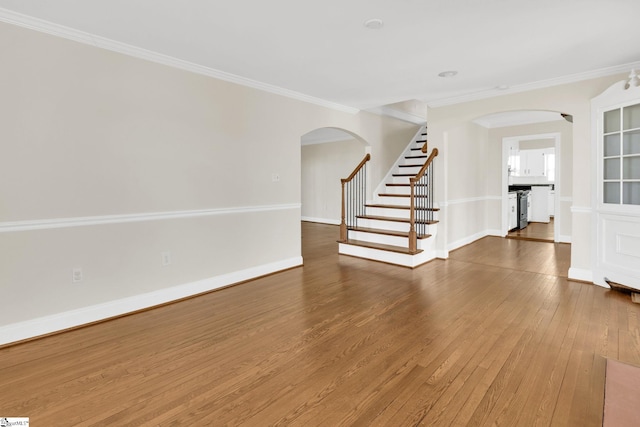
[{"left": 338, "top": 125, "right": 439, "bottom": 268}]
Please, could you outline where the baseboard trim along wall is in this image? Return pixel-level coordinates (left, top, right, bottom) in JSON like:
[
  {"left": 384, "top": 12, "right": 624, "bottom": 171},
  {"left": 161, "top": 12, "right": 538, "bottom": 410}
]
[
  {"left": 568, "top": 267, "right": 594, "bottom": 284},
  {"left": 0, "top": 203, "right": 301, "bottom": 233},
  {"left": 301, "top": 216, "right": 340, "bottom": 225},
  {"left": 448, "top": 229, "right": 499, "bottom": 252},
  {"left": 0, "top": 256, "right": 303, "bottom": 346}
]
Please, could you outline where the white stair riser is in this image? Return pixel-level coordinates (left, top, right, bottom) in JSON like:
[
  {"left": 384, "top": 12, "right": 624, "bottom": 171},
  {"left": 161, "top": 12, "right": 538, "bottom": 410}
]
[
  {"left": 357, "top": 218, "right": 437, "bottom": 235},
  {"left": 383, "top": 186, "right": 412, "bottom": 195},
  {"left": 350, "top": 231, "right": 408, "bottom": 246},
  {"left": 377, "top": 196, "right": 434, "bottom": 207},
  {"left": 397, "top": 166, "right": 422, "bottom": 175},
  {"left": 366, "top": 207, "right": 438, "bottom": 222},
  {"left": 357, "top": 218, "right": 410, "bottom": 232},
  {"left": 391, "top": 176, "right": 413, "bottom": 184},
  {"left": 366, "top": 207, "right": 410, "bottom": 218},
  {"left": 338, "top": 243, "right": 436, "bottom": 268},
  {"left": 401, "top": 159, "right": 426, "bottom": 168},
  {"left": 349, "top": 230, "right": 435, "bottom": 249}
]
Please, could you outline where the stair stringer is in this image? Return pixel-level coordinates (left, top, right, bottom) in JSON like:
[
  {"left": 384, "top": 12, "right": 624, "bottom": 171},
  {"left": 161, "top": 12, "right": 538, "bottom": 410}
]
[{"left": 372, "top": 124, "right": 429, "bottom": 198}]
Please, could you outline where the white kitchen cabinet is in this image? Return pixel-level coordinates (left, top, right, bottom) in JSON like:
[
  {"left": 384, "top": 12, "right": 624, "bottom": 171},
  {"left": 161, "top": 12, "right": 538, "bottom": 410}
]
[
  {"left": 548, "top": 190, "right": 555, "bottom": 216},
  {"left": 508, "top": 192, "right": 517, "bottom": 230},
  {"left": 530, "top": 186, "right": 550, "bottom": 223},
  {"left": 520, "top": 149, "right": 546, "bottom": 176}
]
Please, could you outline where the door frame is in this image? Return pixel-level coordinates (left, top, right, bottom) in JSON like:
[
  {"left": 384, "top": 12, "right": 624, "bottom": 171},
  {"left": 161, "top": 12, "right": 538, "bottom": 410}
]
[{"left": 501, "top": 132, "right": 561, "bottom": 242}]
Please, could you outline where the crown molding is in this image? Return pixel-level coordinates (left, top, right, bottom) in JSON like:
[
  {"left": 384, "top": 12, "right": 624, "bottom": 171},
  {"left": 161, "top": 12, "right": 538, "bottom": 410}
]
[
  {"left": 365, "top": 105, "right": 427, "bottom": 125},
  {"left": 428, "top": 61, "right": 640, "bottom": 108},
  {"left": 0, "top": 8, "right": 360, "bottom": 115}
]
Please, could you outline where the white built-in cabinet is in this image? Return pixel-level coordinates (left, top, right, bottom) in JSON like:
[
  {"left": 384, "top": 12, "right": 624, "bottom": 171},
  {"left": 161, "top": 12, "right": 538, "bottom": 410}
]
[{"left": 592, "top": 73, "right": 640, "bottom": 288}]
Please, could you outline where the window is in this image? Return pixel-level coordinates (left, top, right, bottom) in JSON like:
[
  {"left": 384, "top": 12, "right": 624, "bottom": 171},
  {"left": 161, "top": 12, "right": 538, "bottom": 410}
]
[{"left": 603, "top": 103, "right": 640, "bottom": 205}]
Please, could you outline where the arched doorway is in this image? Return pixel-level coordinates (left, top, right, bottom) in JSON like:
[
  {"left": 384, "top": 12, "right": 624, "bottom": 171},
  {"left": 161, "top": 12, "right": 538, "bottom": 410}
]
[
  {"left": 300, "top": 127, "right": 369, "bottom": 225},
  {"left": 472, "top": 110, "right": 573, "bottom": 243}
]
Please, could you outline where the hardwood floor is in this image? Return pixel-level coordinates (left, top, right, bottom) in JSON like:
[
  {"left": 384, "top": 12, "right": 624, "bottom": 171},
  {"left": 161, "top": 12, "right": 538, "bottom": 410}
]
[
  {"left": 1, "top": 222, "right": 639, "bottom": 426},
  {"left": 507, "top": 218, "right": 555, "bottom": 242}
]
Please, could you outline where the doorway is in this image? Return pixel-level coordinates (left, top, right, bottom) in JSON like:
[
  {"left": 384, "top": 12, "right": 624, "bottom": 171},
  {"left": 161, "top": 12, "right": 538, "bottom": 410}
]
[{"left": 502, "top": 133, "right": 561, "bottom": 243}]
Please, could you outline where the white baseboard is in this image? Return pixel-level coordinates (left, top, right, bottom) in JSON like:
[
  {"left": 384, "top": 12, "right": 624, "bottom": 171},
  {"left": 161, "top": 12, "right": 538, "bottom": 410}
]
[
  {"left": 568, "top": 267, "right": 593, "bottom": 283},
  {"left": 436, "top": 249, "right": 449, "bottom": 259},
  {"left": 0, "top": 256, "right": 303, "bottom": 346},
  {"left": 301, "top": 216, "right": 340, "bottom": 225},
  {"left": 448, "top": 230, "right": 493, "bottom": 252},
  {"left": 486, "top": 229, "right": 503, "bottom": 237},
  {"left": 559, "top": 234, "right": 572, "bottom": 243}
]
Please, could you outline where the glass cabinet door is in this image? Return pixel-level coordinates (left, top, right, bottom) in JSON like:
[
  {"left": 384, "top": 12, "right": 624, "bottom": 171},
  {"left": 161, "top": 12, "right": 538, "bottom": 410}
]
[{"left": 603, "top": 102, "right": 640, "bottom": 205}]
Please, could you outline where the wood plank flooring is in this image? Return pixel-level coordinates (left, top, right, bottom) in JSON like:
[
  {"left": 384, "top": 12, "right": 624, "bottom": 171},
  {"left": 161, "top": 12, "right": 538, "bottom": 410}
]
[
  {"left": 507, "top": 218, "right": 555, "bottom": 242},
  {"left": 1, "top": 222, "right": 639, "bottom": 426}
]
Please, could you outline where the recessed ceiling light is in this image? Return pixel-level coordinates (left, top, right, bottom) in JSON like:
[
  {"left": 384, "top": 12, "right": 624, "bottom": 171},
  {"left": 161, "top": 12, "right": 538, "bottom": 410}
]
[
  {"left": 495, "top": 85, "right": 510, "bottom": 90},
  {"left": 364, "top": 18, "right": 384, "bottom": 29},
  {"left": 438, "top": 70, "right": 458, "bottom": 78}
]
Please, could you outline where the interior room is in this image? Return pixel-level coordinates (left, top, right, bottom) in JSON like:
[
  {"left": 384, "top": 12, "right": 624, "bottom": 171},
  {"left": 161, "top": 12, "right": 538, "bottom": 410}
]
[{"left": 1, "top": 1, "right": 640, "bottom": 425}]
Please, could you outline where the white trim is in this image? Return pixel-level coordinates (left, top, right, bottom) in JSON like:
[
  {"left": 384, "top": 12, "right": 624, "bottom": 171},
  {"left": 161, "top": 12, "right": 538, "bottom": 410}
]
[
  {"left": 473, "top": 111, "right": 563, "bottom": 129},
  {"left": 568, "top": 267, "right": 594, "bottom": 284},
  {"left": 446, "top": 196, "right": 492, "bottom": 205},
  {"left": 365, "top": 105, "right": 427, "bottom": 125},
  {"left": 0, "top": 8, "right": 359, "bottom": 115},
  {"left": 570, "top": 206, "right": 592, "bottom": 214},
  {"left": 428, "top": 61, "right": 640, "bottom": 107},
  {"left": 559, "top": 235, "right": 572, "bottom": 244},
  {"left": 0, "top": 203, "right": 301, "bottom": 233},
  {"left": 448, "top": 230, "right": 490, "bottom": 251},
  {"left": 301, "top": 216, "right": 340, "bottom": 225},
  {"left": 0, "top": 256, "right": 303, "bottom": 346},
  {"left": 300, "top": 134, "right": 353, "bottom": 146},
  {"left": 559, "top": 196, "right": 573, "bottom": 203}
]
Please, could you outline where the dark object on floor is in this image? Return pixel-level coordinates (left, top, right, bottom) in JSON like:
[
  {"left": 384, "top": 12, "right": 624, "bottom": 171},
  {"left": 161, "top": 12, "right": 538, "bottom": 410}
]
[{"left": 604, "top": 277, "right": 638, "bottom": 294}]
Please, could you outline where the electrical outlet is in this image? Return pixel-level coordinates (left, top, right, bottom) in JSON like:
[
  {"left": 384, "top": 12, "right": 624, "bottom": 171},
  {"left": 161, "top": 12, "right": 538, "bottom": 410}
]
[
  {"left": 161, "top": 251, "right": 171, "bottom": 266},
  {"left": 271, "top": 173, "right": 280, "bottom": 182},
  {"left": 72, "top": 267, "right": 83, "bottom": 283}
]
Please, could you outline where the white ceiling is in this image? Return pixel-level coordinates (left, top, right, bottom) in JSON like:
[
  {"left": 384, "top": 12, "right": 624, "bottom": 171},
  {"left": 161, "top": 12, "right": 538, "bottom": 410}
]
[{"left": 1, "top": 0, "right": 640, "bottom": 112}]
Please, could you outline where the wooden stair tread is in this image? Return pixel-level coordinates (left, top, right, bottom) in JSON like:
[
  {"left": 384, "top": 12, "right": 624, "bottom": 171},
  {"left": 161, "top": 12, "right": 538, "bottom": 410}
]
[
  {"left": 357, "top": 215, "right": 438, "bottom": 225},
  {"left": 386, "top": 183, "right": 427, "bottom": 187},
  {"left": 392, "top": 173, "right": 416, "bottom": 177},
  {"left": 405, "top": 155, "right": 428, "bottom": 159},
  {"left": 340, "top": 239, "right": 423, "bottom": 255},
  {"left": 399, "top": 164, "right": 424, "bottom": 168},
  {"left": 366, "top": 204, "right": 439, "bottom": 211},
  {"left": 416, "top": 139, "right": 427, "bottom": 143},
  {"left": 347, "top": 226, "right": 431, "bottom": 239}
]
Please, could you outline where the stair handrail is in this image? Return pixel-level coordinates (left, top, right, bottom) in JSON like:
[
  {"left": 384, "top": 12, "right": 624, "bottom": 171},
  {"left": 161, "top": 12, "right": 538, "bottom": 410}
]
[
  {"left": 408, "top": 148, "right": 438, "bottom": 252},
  {"left": 340, "top": 153, "right": 371, "bottom": 242}
]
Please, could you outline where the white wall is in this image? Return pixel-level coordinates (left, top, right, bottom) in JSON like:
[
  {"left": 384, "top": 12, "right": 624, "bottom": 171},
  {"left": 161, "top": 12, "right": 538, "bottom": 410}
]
[
  {"left": 301, "top": 138, "right": 366, "bottom": 224},
  {"left": 441, "top": 121, "right": 491, "bottom": 250},
  {"left": 0, "top": 21, "right": 417, "bottom": 344},
  {"left": 428, "top": 73, "right": 625, "bottom": 279}
]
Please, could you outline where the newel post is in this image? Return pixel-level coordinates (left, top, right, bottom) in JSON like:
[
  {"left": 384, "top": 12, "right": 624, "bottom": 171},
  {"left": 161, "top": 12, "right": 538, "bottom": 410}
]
[
  {"left": 339, "top": 179, "right": 347, "bottom": 242},
  {"left": 408, "top": 178, "right": 417, "bottom": 253}
]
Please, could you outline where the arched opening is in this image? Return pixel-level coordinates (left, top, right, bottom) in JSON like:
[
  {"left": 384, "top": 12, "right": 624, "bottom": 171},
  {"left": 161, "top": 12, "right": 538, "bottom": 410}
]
[
  {"left": 300, "top": 127, "right": 369, "bottom": 225},
  {"left": 472, "top": 110, "right": 573, "bottom": 243}
]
